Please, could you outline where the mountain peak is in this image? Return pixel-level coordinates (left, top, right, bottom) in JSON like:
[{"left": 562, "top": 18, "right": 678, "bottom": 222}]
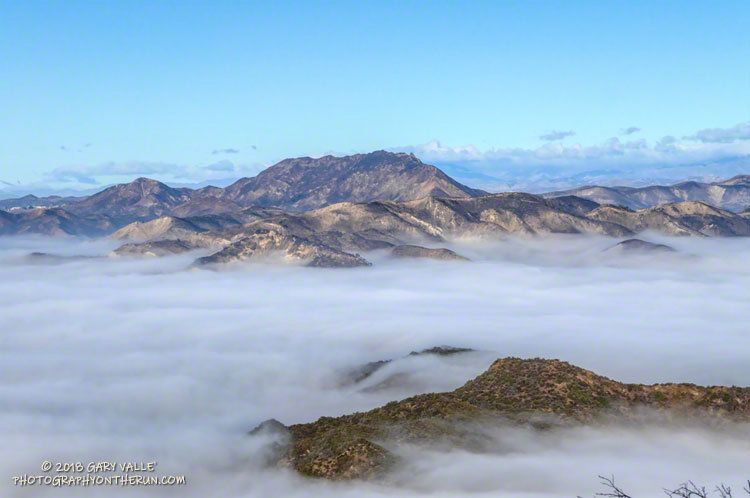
[
  {"left": 131, "top": 177, "right": 166, "bottom": 186},
  {"left": 64, "top": 176, "right": 191, "bottom": 221},
  {"left": 222, "top": 151, "right": 484, "bottom": 212}
]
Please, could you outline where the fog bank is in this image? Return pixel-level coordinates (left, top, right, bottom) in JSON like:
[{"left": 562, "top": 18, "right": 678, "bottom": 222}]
[{"left": 1, "top": 235, "right": 749, "bottom": 496}]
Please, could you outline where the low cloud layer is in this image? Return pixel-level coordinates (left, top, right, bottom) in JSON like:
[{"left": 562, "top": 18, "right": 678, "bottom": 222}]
[
  {"left": 394, "top": 126, "right": 750, "bottom": 191},
  {"left": 39, "top": 160, "right": 266, "bottom": 188},
  {"left": 1, "top": 235, "right": 749, "bottom": 496},
  {"left": 686, "top": 122, "right": 750, "bottom": 143}
]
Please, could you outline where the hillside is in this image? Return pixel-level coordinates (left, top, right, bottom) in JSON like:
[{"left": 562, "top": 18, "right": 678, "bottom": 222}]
[
  {"left": 112, "top": 193, "right": 634, "bottom": 265},
  {"left": 586, "top": 201, "right": 750, "bottom": 236},
  {"left": 544, "top": 175, "right": 750, "bottom": 212},
  {"left": 259, "top": 358, "right": 750, "bottom": 480},
  {"left": 0, "top": 207, "right": 114, "bottom": 237},
  {"left": 112, "top": 193, "right": 750, "bottom": 266}
]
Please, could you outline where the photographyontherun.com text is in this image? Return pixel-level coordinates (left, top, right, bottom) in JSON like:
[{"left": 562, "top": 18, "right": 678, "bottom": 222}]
[{"left": 12, "top": 461, "right": 186, "bottom": 487}]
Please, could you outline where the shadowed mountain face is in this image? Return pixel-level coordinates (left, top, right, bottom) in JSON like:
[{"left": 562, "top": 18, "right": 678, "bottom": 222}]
[
  {"left": 544, "top": 175, "right": 750, "bottom": 212},
  {"left": 220, "top": 151, "right": 485, "bottom": 211},
  {"left": 258, "top": 358, "right": 750, "bottom": 480}
]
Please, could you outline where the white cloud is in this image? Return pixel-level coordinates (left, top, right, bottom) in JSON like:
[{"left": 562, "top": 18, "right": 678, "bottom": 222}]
[
  {"left": 399, "top": 136, "right": 750, "bottom": 169},
  {"left": 41, "top": 160, "right": 266, "bottom": 188},
  {"left": 685, "top": 122, "right": 750, "bottom": 143},
  {"left": 400, "top": 140, "right": 484, "bottom": 162},
  {"left": 539, "top": 130, "right": 576, "bottom": 141},
  {"left": 393, "top": 124, "right": 750, "bottom": 191},
  {"left": 622, "top": 126, "right": 641, "bottom": 135},
  {"left": 1, "top": 236, "right": 749, "bottom": 496}
]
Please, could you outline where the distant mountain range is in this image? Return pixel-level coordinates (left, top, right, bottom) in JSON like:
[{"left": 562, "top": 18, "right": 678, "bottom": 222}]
[
  {"left": 0, "top": 193, "right": 85, "bottom": 210},
  {"left": 2, "top": 150, "right": 750, "bottom": 266},
  {"left": 543, "top": 175, "right": 750, "bottom": 211},
  {"left": 1, "top": 151, "right": 482, "bottom": 215}
]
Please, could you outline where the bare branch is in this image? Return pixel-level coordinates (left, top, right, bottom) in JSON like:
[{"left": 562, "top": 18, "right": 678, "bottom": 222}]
[
  {"left": 584, "top": 476, "right": 750, "bottom": 498},
  {"left": 664, "top": 481, "right": 707, "bottom": 498},
  {"left": 716, "top": 484, "right": 733, "bottom": 498},
  {"left": 596, "top": 475, "right": 634, "bottom": 498}
]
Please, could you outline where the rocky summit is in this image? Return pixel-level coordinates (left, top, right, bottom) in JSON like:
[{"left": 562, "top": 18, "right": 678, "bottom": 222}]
[
  {"left": 603, "top": 238, "right": 676, "bottom": 254},
  {"left": 257, "top": 358, "right": 750, "bottom": 480},
  {"left": 219, "top": 150, "right": 485, "bottom": 211},
  {"left": 193, "top": 228, "right": 371, "bottom": 268},
  {"left": 390, "top": 244, "right": 468, "bottom": 261}
]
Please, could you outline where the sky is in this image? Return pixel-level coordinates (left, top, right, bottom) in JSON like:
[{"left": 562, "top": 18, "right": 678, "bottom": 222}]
[{"left": 1, "top": 0, "right": 749, "bottom": 192}]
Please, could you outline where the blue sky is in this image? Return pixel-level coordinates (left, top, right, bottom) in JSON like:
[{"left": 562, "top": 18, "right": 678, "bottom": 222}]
[{"left": 1, "top": 0, "right": 749, "bottom": 193}]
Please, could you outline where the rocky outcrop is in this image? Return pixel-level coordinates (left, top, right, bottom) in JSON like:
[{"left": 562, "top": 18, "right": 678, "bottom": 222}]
[
  {"left": 194, "top": 228, "right": 371, "bottom": 268},
  {"left": 603, "top": 238, "right": 676, "bottom": 254},
  {"left": 111, "top": 239, "right": 196, "bottom": 258},
  {"left": 391, "top": 245, "right": 468, "bottom": 261},
  {"left": 260, "top": 358, "right": 750, "bottom": 480}
]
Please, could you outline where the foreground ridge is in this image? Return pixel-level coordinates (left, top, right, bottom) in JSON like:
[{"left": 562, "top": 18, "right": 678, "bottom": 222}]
[{"left": 255, "top": 357, "right": 750, "bottom": 480}]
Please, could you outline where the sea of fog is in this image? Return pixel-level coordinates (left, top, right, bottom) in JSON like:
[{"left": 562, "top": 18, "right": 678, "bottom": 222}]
[{"left": 1, "top": 234, "right": 749, "bottom": 497}]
